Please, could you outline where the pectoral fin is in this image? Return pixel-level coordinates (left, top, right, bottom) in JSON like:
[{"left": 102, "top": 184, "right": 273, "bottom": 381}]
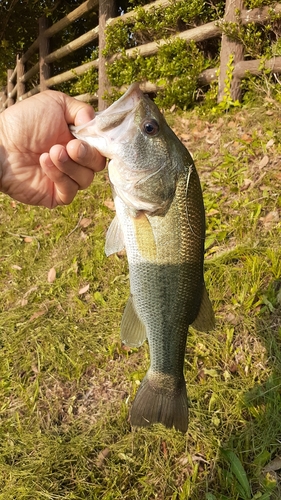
[
  {"left": 105, "top": 216, "right": 125, "bottom": 256},
  {"left": 121, "top": 295, "right": 147, "bottom": 347},
  {"left": 191, "top": 285, "right": 215, "bottom": 332},
  {"left": 132, "top": 212, "right": 157, "bottom": 261}
]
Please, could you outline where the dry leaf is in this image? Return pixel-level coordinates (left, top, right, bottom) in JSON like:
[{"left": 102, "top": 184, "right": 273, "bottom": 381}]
[
  {"left": 192, "top": 127, "right": 208, "bottom": 139},
  {"left": 80, "top": 231, "right": 88, "bottom": 240},
  {"left": 264, "top": 456, "right": 281, "bottom": 473},
  {"left": 30, "top": 310, "right": 45, "bottom": 321},
  {"left": 79, "top": 284, "right": 90, "bottom": 295},
  {"left": 47, "top": 267, "right": 56, "bottom": 283},
  {"left": 96, "top": 448, "right": 111, "bottom": 468},
  {"left": 241, "top": 178, "right": 253, "bottom": 191},
  {"left": 215, "top": 117, "right": 224, "bottom": 129},
  {"left": 80, "top": 218, "right": 92, "bottom": 228},
  {"left": 261, "top": 211, "right": 279, "bottom": 226},
  {"left": 192, "top": 454, "right": 209, "bottom": 464},
  {"left": 104, "top": 199, "right": 115, "bottom": 211},
  {"left": 24, "top": 236, "right": 33, "bottom": 243},
  {"left": 161, "top": 440, "right": 168, "bottom": 459},
  {"left": 122, "top": 344, "right": 133, "bottom": 352},
  {"left": 206, "top": 209, "right": 220, "bottom": 216},
  {"left": 178, "top": 456, "right": 189, "bottom": 466},
  {"left": 11, "top": 265, "right": 22, "bottom": 270},
  {"left": 21, "top": 298, "right": 28, "bottom": 307},
  {"left": 240, "top": 133, "right": 252, "bottom": 143},
  {"left": 266, "top": 138, "right": 274, "bottom": 148},
  {"left": 228, "top": 121, "right": 236, "bottom": 128},
  {"left": 23, "top": 286, "right": 37, "bottom": 298},
  {"left": 259, "top": 155, "right": 269, "bottom": 169},
  {"left": 206, "top": 132, "right": 221, "bottom": 144},
  {"left": 180, "top": 133, "right": 191, "bottom": 141}
]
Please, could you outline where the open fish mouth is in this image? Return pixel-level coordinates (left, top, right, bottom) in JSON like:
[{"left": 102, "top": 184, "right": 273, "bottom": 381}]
[
  {"left": 70, "top": 83, "right": 143, "bottom": 150},
  {"left": 95, "top": 83, "right": 143, "bottom": 123}
]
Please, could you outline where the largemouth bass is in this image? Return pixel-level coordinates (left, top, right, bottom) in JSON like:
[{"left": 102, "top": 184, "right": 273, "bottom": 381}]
[{"left": 70, "top": 83, "right": 215, "bottom": 432}]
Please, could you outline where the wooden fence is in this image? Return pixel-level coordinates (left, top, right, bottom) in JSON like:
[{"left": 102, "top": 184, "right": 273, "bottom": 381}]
[{"left": 1, "top": 0, "right": 281, "bottom": 112}]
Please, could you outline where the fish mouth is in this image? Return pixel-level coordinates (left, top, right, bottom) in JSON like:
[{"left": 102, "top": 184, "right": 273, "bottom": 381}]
[
  {"left": 95, "top": 83, "right": 143, "bottom": 124},
  {"left": 70, "top": 83, "right": 143, "bottom": 153}
]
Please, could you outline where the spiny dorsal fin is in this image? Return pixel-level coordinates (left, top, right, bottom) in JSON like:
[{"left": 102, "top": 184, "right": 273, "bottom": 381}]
[
  {"left": 121, "top": 295, "right": 147, "bottom": 347},
  {"left": 105, "top": 215, "right": 125, "bottom": 256},
  {"left": 132, "top": 212, "right": 157, "bottom": 261},
  {"left": 191, "top": 284, "right": 215, "bottom": 332}
]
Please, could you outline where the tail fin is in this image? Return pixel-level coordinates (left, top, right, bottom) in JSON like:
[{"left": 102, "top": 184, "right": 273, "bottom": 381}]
[{"left": 129, "top": 375, "right": 188, "bottom": 433}]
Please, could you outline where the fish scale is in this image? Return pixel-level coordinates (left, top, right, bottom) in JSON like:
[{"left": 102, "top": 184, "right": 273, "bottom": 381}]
[{"left": 70, "top": 83, "right": 215, "bottom": 432}]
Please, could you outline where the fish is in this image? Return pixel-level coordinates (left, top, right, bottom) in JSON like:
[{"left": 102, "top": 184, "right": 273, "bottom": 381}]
[{"left": 70, "top": 83, "right": 215, "bottom": 433}]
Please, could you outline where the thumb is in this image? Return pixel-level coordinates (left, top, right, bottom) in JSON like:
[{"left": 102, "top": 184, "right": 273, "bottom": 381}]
[{"left": 62, "top": 94, "right": 95, "bottom": 127}]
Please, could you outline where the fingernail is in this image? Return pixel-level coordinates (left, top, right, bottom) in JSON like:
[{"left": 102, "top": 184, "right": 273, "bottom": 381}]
[
  {"left": 59, "top": 148, "right": 69, "bottom": 163},
  {"left": 78, "top": 143, "right": 87, "bottom": 159}
]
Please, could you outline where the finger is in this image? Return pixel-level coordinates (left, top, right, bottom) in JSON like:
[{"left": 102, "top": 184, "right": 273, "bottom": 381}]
[
  {"left": 59, "top": 93, "right": 95, "bottom": 126},
  {"left": 41, "top": 144, "right": 96, "bottom": 190},
  {"left": 47, "top": 144, "right": 96, "bottom": 190},
  {"left": 40, "top": 151, "right": 79, "bottom": 206},
  {"left": 66, "top": 139, "right": 106, "bottom": 172}
]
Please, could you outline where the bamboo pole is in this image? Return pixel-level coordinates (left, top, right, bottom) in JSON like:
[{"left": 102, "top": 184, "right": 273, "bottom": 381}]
[
  {"left": 233, "top": 56, "right": 281, "bottom": 78},
  {"left": 45, "top": 27, "right": 99, "bottom": 64},
  {"left": 0, "top": 91, "right": 7, "bottom": 112},
  {"left": 16, "top": 55, "right": 25, "bottom": 99},
  {"left": 20, "top": 63, "right": 39, "bottom": 84},
  {"left": 39, "top": 16, "right": 51, "bottom": 91},
  {"left": 98, "top": 0, "right": 117, "bottom": 111},
  {"left": 108, "top": 22, "right": 221, "bottom": 63},
  {"left": 7, "top": 69, "right": 15, "bottom": 106},
  {"left": 9, "top": 84, "right": 18, "bottom": 100}
]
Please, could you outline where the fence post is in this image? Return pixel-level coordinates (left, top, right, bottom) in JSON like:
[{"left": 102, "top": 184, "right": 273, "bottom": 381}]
[
  {"left": 218, "top": 0, "right": 244, "bottom": 102},
  {"left": 7, "top": 69, "right": 14, "bottom": 107},
  {"left": 16, "top": 54, "right": 25, "bottom": 99},
  {"left": 39, "top": 16, "right": 51, "bottom": 91},
  {"left": 98, "top": 0, "right": 116, "bottom": 111},
  {"left": 0, "top": 90, "right": 6, "bottom": 112}
]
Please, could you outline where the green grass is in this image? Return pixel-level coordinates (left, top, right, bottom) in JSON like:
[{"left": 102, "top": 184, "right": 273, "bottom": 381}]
[{"left": 0, "top": 96, "right": 281, "bottom": 499}]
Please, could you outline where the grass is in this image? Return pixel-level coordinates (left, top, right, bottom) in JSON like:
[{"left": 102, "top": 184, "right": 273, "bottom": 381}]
[{"left": 0, "top": 94, "right": 281, "bottom": 499}]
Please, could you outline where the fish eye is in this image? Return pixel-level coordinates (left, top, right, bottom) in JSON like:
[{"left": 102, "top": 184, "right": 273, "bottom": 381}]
[{"left": 142, "top": 119, "right": 159, "bottom": 136}]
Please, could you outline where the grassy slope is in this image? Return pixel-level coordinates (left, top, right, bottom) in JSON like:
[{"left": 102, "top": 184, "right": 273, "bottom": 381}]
[{"left": 0, "top": 97, "right": 280, "bottom": 500}]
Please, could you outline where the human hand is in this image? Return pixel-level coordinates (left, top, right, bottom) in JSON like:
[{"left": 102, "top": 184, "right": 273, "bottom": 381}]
[{"left": 0, "top": 91, "right": 105, "bottom": 208}]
